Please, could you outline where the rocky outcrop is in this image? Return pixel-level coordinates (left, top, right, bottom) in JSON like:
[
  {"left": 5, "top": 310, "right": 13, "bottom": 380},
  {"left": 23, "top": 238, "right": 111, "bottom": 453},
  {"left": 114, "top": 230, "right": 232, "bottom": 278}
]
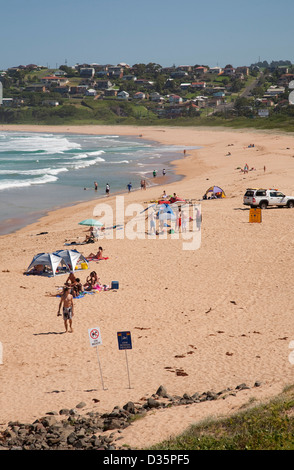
[{"left": 0, "top": 381, "right": 261, "bottom": 450}]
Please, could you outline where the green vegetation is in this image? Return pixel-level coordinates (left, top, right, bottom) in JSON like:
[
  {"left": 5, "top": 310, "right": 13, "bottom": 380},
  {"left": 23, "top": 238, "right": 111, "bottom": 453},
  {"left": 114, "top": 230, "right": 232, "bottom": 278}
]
[
  {"left": 149, "top": 386, "right": 294, "bottom": 450},
  {"left": 1, "top": 60, "right": 294, "bottom": 133}
]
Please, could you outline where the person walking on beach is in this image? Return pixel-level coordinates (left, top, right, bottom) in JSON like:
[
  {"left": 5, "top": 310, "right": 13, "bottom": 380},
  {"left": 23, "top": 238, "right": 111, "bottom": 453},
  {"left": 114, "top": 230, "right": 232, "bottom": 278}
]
[
  {"left": 57, "top": 287, "right": 74, "bottom": 333},
  {"left": 127, "top": 182, "right": 132, "bottom": 192},
  {"left": 153, "top": 169, "right": 157, "bottom": 178},
  {"left": 162, "top": 168, "right": 166, "bottom": 176},
  {"left": 105, "top": 183, "right": 110, "bottom": 196}
]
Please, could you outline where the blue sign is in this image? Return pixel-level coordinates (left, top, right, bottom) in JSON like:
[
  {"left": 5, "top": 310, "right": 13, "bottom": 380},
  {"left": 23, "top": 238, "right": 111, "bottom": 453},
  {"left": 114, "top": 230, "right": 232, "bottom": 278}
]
[{"left": 117, "top": 331, "right": 132, "bottom": 350}]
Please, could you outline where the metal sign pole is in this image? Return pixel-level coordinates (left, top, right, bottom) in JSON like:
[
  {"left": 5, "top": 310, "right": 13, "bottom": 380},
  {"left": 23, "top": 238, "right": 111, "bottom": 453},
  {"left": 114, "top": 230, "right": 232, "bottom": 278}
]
[
  {"left": 125, "top": 350, "right": 131, "bottom": 389},
  {"left": 96, "top": 346, "right": 107, "bottom": 390}
]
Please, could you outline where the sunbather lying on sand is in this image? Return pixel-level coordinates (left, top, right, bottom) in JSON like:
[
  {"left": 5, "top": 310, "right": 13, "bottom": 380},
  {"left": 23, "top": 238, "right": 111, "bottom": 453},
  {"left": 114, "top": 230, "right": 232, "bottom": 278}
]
[{"left": 86, "top": 246, "right": 109, "bottom": 260}]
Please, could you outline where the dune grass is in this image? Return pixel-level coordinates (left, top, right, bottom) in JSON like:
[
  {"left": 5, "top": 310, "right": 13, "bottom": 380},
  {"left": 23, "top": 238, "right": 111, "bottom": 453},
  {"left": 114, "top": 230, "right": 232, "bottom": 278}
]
[{"left": 149, "top": 386, "right": 294, "bottom": 450}]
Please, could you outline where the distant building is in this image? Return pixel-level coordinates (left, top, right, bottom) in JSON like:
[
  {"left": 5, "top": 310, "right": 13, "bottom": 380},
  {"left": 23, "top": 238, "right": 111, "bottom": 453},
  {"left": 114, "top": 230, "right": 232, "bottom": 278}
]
[
  {"left": 117, "top": 91, "right": 129, "bottom": 100},
  {"left": 80, "top": 68, "right": 95, "bottom": 78}
]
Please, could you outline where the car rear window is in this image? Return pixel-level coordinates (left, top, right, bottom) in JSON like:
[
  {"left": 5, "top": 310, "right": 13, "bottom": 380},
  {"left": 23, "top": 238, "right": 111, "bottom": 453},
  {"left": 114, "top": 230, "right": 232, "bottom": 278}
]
[{"left": 245, "top": 190, "right": 254, "bottom": 196}]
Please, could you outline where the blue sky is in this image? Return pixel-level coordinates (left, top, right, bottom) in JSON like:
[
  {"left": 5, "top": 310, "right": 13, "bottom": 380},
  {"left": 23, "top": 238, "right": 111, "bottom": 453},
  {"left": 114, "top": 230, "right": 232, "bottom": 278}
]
[{"left": 1, "top": 0, "right": 294, "bottom": 70}]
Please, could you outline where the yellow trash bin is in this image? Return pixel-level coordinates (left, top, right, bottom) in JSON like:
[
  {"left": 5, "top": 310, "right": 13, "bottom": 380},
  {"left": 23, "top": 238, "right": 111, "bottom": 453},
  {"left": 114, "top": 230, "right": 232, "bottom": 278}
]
[{"left": 249, "top": 208, "right": 262, "bottom": 223}]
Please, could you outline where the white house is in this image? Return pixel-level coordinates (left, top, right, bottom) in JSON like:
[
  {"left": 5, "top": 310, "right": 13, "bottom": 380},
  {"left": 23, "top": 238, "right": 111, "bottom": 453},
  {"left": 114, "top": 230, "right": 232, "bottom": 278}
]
[
  {"left": 117, "top": 91, "right": 129, "bottom": 100},
  {"left": 85, "top": 88, "right": 97, "bottom": 96}
]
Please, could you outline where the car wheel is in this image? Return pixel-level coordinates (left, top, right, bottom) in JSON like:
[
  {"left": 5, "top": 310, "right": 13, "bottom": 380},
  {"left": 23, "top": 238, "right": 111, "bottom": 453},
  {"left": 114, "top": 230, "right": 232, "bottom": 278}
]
[
  {"left": 287, "top": 200, "right": 294, "bottom": 208},
  {"left": 259, "top": 201, "right": 268, "bottom": 209}
]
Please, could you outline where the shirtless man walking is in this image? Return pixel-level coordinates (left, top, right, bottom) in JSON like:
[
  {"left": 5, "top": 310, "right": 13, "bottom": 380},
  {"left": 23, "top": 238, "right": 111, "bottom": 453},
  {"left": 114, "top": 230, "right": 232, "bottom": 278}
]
[{"left": 57, "top": 287, "right": 74, "bottom": 333}]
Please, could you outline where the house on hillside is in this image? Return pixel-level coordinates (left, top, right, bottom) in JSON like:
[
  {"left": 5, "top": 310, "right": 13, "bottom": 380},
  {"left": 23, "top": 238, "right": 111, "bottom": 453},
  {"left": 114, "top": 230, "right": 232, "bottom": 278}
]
[
  {"left": 177, "top": 65, "right": 192, "bottom": 73},
  {"left": 133, "top": 92, "right": 145, "bottom": 99},
  {"left": 223, "top": 64, "right": 235, "bottom": 76},
  {"left": 117, "top": 91, "right": 129, "bottom": 100},
  {"left": 104, "top": 89, "right": 118, "bottom": 97},
  {"left": 191, "top": 82, "right": 206, "bottom": 89},
  {"left": 96, "top": 80, "right": 113, "bottom": 90},
  {"left": 40, "top": 76, "right": 68, "bottom": 86},
  {"left": 180, "top": 83, "right": 191, "bottom": 90},
  {"left": 194, "top": 66, "right": 208, "bottom": 74},
  {"left": 170, "top": 71, "right": 188, "bottom": 78},
  {"left": 209, "top": 67, "right": 223, "bottom": 74},
  {"left": 236, "top": 66, "right": 249, "bottom": 76},
  {"left": 85, "top": 88, "right": 97, "bottom": 96},
  {"left": 122, "top": 75, "right": 137, "bottom": 81},
  {"left": 80, "top": 68, "right": 95, "bottom": 78},
  {"left": 149, "top": 92, "right": 164, "bottom": 102},
  {"left": 265, "top": 86, "right": 285, "bottom": 96},
  {"left": 169, "top": 95, "right": 183, "bottom": 104},
  {"left": 69, "top": 85, "right": 88, "bottom": 95},
  {"left": 108, "top": 66, "right": 124, "bottom": 78},
  {"left": 25, "top": 84, "right": 47, "bottom": 92}
]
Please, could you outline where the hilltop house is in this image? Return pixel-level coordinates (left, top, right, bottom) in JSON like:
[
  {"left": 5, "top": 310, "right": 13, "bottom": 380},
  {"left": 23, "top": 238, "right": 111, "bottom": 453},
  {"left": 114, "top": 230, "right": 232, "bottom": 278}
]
[
  {"left": 223, "top": 64, "right": 235, "bottom": 76},
  {"left": 195, "top": 66, "right": 208, "bottom": 74}
]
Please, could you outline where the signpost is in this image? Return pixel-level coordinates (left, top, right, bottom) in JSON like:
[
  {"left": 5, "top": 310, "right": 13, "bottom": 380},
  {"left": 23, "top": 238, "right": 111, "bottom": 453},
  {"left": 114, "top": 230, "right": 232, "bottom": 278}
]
[
  {"left": 88, "top": 327, "right": 106, "bottom": 390},
  {"left": 249, "top": 207, "right": 262, "bottom": 223},
  {"left": 117, "top": 331, "right": 132, "bottom": 389}
]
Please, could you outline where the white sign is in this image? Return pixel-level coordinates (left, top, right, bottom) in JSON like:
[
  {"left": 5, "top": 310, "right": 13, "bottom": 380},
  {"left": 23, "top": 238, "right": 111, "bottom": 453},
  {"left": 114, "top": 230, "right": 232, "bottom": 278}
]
[{"left": 88, "top": 327, "right": 102, "bottom": 347}]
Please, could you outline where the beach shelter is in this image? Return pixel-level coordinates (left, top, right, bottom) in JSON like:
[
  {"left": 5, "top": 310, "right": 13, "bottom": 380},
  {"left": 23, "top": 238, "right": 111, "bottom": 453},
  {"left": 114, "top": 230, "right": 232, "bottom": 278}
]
[
  {"left": 54, "top": 249, "right": 88, "bottom": 272},
  {"left": 25, "top": 252, "right": 69, "bottom": 276},
  {"left": 157, "top": 203, "right": 176, "bottom": 220},
  {"left": 205, "top": 186, "right": 226, "bottom": 198}
]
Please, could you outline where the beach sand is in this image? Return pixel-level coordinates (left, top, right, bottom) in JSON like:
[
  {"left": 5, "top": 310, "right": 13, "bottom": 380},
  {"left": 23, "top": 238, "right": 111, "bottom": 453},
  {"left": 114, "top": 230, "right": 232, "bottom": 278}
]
[{"left": 1, "top": 124, "right": 294, "bottom": 449}]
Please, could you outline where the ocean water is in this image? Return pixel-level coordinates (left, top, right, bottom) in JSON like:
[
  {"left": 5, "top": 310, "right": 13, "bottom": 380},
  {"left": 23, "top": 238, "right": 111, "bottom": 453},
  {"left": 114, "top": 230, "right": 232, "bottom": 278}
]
[{"left": 0, "top": 131, "right": 197, "bottom": 235}]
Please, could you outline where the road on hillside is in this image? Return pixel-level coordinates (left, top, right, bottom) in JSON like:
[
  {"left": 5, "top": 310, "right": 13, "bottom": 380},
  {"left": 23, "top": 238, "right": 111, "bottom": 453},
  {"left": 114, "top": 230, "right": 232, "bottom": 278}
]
[{"left": 210, "top": 72, "right": 263, "bottom": 115}]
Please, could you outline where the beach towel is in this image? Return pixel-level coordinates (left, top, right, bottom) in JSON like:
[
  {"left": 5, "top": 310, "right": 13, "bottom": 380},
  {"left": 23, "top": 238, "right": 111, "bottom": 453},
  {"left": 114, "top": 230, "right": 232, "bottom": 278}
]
[{"left": 86, "top": 256, "right": 109, "bottom": 262}]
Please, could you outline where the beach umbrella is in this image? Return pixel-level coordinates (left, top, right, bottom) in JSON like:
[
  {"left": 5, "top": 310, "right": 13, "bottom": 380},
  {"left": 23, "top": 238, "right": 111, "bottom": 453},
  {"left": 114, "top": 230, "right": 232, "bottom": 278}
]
[{"left": 78, "top": 218, "right": 103, "bottom": 227}]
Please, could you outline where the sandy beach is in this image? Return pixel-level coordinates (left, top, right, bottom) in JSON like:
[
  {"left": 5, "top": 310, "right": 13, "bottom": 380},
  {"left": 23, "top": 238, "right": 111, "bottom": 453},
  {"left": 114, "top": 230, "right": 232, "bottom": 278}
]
[{"left": 1, "top": 123, "right": 294, "bottom": 449}]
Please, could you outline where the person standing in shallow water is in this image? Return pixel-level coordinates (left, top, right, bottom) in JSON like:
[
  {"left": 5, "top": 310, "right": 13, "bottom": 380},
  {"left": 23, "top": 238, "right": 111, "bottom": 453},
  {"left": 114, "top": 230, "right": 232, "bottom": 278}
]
[{"left": 105, "top": 183, "right": 110, "bottom": 196}]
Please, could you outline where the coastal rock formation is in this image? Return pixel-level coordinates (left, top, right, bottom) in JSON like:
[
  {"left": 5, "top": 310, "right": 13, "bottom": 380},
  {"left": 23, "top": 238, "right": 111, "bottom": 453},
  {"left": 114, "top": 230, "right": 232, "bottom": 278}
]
[{"left": 0, "top": 381, "right": 261, "bottom": 450}]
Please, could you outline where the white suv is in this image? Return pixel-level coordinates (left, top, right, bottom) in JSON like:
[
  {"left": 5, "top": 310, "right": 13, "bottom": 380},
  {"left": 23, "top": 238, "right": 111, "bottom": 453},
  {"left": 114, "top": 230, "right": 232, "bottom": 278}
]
[{"left": 243, "top": 188, "right": 294, "bottom": 209}]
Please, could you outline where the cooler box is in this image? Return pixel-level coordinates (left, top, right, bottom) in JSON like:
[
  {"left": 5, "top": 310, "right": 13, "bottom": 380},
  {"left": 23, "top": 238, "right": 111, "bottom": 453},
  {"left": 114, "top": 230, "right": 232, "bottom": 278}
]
[{"left": 111, "top": 281, "right": 119, "bottom": 290}]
